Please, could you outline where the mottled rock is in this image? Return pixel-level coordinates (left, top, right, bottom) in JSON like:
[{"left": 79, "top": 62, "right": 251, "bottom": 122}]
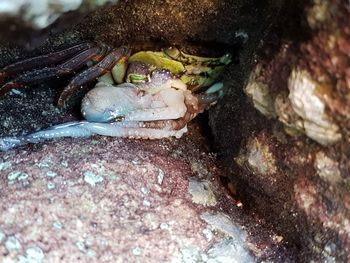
[
  {"left": 245, "top": 64, "right": 277, "bottom": 119},
  {"left": 212, "top": 0, "right": 350, "bottom": 261},
  {"left": 287, "top": 68, "right": 341, "bottom": 145},
  {"left": 0, "top": 133, "right": 288, "bottom": 261},
  {"left": 314, "top": 151, "right": 342, "bottom": 184},
  {"left": 235, "top": 136, "right": 277, "bottom": 176}
]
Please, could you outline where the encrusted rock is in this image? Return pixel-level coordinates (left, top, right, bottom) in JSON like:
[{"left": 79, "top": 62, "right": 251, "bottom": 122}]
[
  {"left": 314, "top": 151, "right": 342, "bottom": 184},
  {"left": 0, "top": 0, "right": 118, "bottom": 29},
  {"left": 0, "top": 0, "right": 82, "bottom": 29},
  {"left": 245, "top": 65, "right": 277, "bottom": 119},
  {"left": 306, "top": 0, "right": 332, "bottom": 30},
  {"left": 235, "top": 136, "right": 277, "bottom": 176},
  {"left": 245, "top": 54, "right": 343, "bottom": 146},
  {"left": 188, "top": 178, "right": 217, "bottom": 206},
  {"left": 209, "top": 0, "right": 350, "bottom": 261},
  {"left": 287, "top": 68, "right": 341, "bottom": 145},
  {"left": 274, "top": 92, "right": 304, "bottom": 136}
]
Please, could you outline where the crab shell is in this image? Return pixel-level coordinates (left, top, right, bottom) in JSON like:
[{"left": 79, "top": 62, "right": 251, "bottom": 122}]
[{"left": 118, "top": 47, "right": 231, "bottom": 92}]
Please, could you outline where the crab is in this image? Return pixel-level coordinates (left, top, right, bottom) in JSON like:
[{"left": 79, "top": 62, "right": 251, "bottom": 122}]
[
  {"left": 0, "top": 41, "right": 231, "bottom": 106},
  {"left": 0, "top": 42, "right": 231, "bottom": 150}
]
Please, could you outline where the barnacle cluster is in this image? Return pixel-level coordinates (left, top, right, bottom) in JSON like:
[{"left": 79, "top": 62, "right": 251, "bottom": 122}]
[{"left": 245, "top": 65, "right": 342, "bottom": 146}]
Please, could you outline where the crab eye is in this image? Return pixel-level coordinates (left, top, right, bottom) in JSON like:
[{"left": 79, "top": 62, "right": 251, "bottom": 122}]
[
  {"left": 126, "top": 61, "right": 151, "bottom": 83},
  {"left": 151, "top": 69, "right": 172, "bottom": 81}
]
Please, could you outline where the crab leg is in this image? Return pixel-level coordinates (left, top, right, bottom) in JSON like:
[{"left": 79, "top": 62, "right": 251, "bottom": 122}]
[
  {"left": 0, "top": 42, "right": 96, "bottom": 85},
  {"left": 0, "top": 89, "right": 198, "bottom": 151},
  {"left": 195, "top": 91, "right": 222, "bottom": 106},
  {"left": 123, "top": 88, "right": 221, "bottom": 132},
  {"left": 0, "top": 99, "right": 199, "bottom": 151},
  {"left": 0, "top": 45, "right": 109, "bottom": 96},
  {"left": 195, "top": 82, "right": 224, "bottom": 106},
  {"left": 0, "top": 120, "right": 188, "bottom": 151},
  {"left": 57, "top": 47, "right": 130, "bottom": 108},
  {"left": 126, "top": 103, "right": 201, "bottom": 131}
]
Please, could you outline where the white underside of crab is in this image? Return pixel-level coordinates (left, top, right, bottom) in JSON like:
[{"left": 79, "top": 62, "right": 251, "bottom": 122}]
[{"left": 82, "top": 80, "right": 189, "bottom": 123}]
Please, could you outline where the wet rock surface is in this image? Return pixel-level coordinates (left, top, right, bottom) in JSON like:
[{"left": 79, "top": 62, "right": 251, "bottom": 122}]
[{"left": 0, "top": 129, "right": 291, "bottom": 262}]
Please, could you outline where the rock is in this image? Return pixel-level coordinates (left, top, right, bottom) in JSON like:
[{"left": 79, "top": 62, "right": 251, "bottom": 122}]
[
  {"left": 211, "top": 0, "right": 350, "bottom": 261},
  {"left": 0, "top": 0, "right": 82, "bottom": 29},
  {"left": 0, "top": 132, "right": 289, "bottom": 262},
  {"left": 0, "top": 0, "right": 118, "bottom": 29}
]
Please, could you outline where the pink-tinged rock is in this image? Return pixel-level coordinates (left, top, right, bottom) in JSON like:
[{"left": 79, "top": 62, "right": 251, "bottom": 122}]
[{"left": 0, "top": 130, "right": 287, "bottom": 262}]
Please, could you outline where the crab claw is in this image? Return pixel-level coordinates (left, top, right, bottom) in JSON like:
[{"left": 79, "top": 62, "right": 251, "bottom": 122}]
[
  {"left": 57, "top": 46, "right": 131, "bottom": 108},
  {"left": 111, "top": 55, "right": 129, "bottom": 84}
]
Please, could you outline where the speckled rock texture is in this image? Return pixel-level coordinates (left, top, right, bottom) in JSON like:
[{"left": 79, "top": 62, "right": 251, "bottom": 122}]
[
  {"left": 0, "top": 130, "right": 291, "bottom": 262},
  {"left": 210, "top": 0, "right": 350, "bottom": 261}
]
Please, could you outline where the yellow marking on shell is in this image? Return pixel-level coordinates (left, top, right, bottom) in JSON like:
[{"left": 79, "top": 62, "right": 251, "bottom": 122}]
[
  {"left": 130, "top": 48, "right": 231, "bottom": 90},
  {"left": 112, "top": 56, "right": 128, "bottom": 84},
  {"left": 164, "top": 47, "right": 232, "bottom": 65},
  {"left": 129, "top": 51, "right": 185, "bottom": 74}
]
